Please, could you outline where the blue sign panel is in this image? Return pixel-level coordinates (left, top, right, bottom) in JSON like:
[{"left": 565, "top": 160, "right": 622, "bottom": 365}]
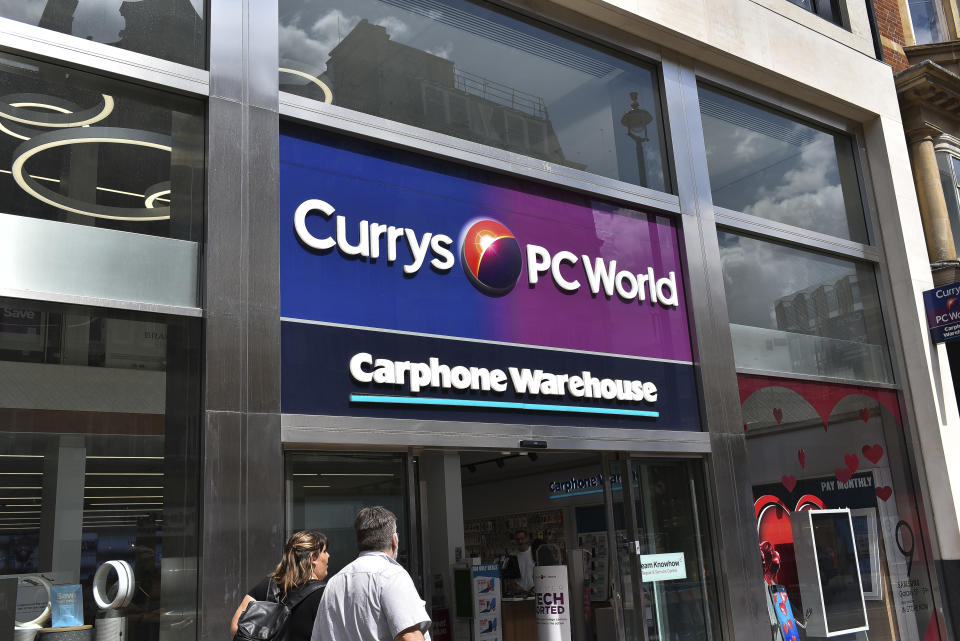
[
  {"left": 281, "top": 321, "right": 701, "bottom": 430},
  {"left": 279, "top": 125, "right": 700, "bottom": 429},
  {"left": 923, "top": 281, "right": 960, "bottom": 343}
]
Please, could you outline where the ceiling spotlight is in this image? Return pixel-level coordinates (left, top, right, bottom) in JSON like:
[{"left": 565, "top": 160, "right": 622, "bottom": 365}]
[
  {"left": 495, "top": 459, "right": 505, "bottom": 469},
  {"left": 527, "top": 453, "right": 538, "bottom": 462},
  {"left": 467, "top": 465, "right": 476, "bottom": 473}
]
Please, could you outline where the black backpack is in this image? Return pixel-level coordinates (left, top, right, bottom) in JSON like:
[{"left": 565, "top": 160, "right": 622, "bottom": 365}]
[{"left": 234, "top": 579, "right": 324, "bottom": 641}]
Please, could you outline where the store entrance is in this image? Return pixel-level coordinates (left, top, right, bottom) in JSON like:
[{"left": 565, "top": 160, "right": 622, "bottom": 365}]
[{"left": 284, "top": 449, "right": 719, "bottom": 641}]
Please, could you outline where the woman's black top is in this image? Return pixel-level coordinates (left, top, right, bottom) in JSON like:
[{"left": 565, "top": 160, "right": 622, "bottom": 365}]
[{"left": 247, "top": 578, "right": 324, "bottom": 641}]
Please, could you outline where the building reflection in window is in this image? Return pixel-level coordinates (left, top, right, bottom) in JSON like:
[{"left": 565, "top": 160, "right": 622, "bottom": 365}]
[
  {"left": 0, "top": 0, "right": 205, "bottom": 68},
  {"left": 718, "top": 232, "right": 892, "bottom": 383},
  {"left": 279, "top": 0, "right": 670, "bottom": 191}
]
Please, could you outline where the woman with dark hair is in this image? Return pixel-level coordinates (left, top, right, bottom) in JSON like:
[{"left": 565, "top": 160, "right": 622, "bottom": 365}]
[{"left": 230, "top": 530, "right": 330, "bottom": 640}]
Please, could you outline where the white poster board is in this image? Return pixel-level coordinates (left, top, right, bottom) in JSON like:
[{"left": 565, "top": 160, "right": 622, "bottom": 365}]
[
  {"left": 639, "top": 553, "right": 686, "bottom": 582},
  {"left": 534, "top": 565, "right": 572, "bottom": 641}
]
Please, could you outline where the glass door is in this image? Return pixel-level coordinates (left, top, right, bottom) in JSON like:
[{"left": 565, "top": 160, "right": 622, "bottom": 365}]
[
  {"left": 604, "top": 454, "right": 720, "bottom": 641},
  {"left": 284, "top": 451, "right": 417, "bottom": 581}
]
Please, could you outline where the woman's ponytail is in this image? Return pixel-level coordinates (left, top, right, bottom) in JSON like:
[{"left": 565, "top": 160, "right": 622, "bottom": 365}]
[{"left": 270, "top": 530, "right": 327, "bottom": 593}]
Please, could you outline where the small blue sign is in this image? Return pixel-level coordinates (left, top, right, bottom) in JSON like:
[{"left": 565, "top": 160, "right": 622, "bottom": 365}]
[
  {"left": 923, "top": 282, "right": 960, "bottom": 343},
  {"left": 50, "top": 584, "right": 83, "bottom": 627}
]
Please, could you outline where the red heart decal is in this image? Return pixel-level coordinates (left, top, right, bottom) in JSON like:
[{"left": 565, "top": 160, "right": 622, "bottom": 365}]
[
  {"left": 862, "top": 444, "right": 884, "bottom": 464},
  {"left": 875, "top": 486, "right": 893, "bottom": 502},
  {"left": 798, "top": 449, "right": 806, "bottom": 470},
  {"left": 845, "top": 453, "right": 859, "bottom": 473},
  {"left": 773, "top": 408, "right": 783, "bottom": 424},
  {"left": 859, "top": 408, "right": 870, "bottom": 422},
  {"left": 835, "top": 467, "right": 852, "bottom": 484},
  {"left": 782, "top": 475, "right": 797, "bottom": 493}
]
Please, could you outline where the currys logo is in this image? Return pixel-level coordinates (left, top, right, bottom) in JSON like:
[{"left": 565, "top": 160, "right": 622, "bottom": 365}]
[
  {"left": 460, "top": 218, "right": 523, "bottom": 296},
  {"left": 293, "top": 198, "right": 678, "bottom": 308}
]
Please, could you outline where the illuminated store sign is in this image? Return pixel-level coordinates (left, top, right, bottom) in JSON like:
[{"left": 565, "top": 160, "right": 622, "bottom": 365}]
[
  {"left": 293, "top": 201, "right": 679, "bottom": 306},
  {"left": 279, "top": 125, "right": 699, "bottom": 429}
]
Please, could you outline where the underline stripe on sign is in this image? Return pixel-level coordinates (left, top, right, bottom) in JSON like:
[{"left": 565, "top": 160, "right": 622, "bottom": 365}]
[{"left": 349, "top": 394, "right": 660, "bottom": 417}]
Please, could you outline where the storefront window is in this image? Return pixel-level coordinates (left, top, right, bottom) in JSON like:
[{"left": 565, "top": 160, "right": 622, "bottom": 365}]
[
  {"left": 741, "top": 374, "right": 938, "bottom": 641},
  {"left": 0, "top": 52, "right": 205, "bottom": 242},
  {"left": 286, "top": 450, "right": 720, "bottom": 641},
  {"left": 718, "top": 232, "right": 893, "bottom": 383},
  {"left": 699, "top": 85, "right": 868, "bottom": 243},
  {"left": 0, "top": 0, "right": 205, "bottom": 68},
  {"left": 285, "top": 452, "right": 412, "bottom": 580},
  {"left": 279, "top": 0, "right": 670, "bottom": 191},
  {"left": 1, "top": 298, "right": 201, "bottom": 639}
]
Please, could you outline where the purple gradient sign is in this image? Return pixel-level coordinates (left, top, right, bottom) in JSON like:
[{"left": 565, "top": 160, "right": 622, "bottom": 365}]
[
  {"left": 923, "top": 281, "right": 960, "bottom": 344},
  {"left": 280, "top": 127, "right": 692, "bottom": 363}
]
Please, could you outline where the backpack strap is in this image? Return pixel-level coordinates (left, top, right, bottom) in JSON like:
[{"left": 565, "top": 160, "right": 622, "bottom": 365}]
[
  {"left": 284, "top": 581, "right": 324, "bottom": 610},
  {"left": 265, "top": 578, "right": 282, "bottom": 603}
]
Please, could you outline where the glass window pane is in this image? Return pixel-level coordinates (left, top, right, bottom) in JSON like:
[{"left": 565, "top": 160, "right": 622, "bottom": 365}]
[
  {"left": 285, "top": 452, "right": 410, "bottom": 579},
  {"left": 0, "top": 0, "right": 205, "bottom": 68},
  {"left": 0, "top": 297, "right": 201, "bottom": 639},
  {"left": 609, "top": 459, "right": 721, "bottom": 641},
  {"left": 908, "top": 0, "right": 945, "bottom": 44},
  {"left": 741, "top": 375, "right": 938, "bottom": 641},
  {"left": 699, "top": 85, "right": 868, "bottom": 242},
  {"left": 936, "top": 153, "right": 960, "bottom": 258},
  {"left": 0, "top": 52, "right": 205, "bottom": 242},
  {"left": 718, "top": 232, "right": 893, "bottom": 383},
  {"left": 279, "top": 0, "right": 670, "bottom": 191}
]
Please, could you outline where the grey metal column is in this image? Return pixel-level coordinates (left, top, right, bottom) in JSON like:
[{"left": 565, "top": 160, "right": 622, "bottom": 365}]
[
  {"left": 199, "top": 1, "right": 282, "bottom": 639},
  {"left": 660, "top": 54, "right": 769, "bottom": 641}
]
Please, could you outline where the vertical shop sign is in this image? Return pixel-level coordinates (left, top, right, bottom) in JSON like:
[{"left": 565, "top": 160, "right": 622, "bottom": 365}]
[
  {"left": 471, "top": 564, "right": 501, "bottom": 641},
  {"left": 923, "top": 282, "right": 960, "bottom": 343},
  {"left": 534, "top": 566, "right": 572, "bottom": 641}
]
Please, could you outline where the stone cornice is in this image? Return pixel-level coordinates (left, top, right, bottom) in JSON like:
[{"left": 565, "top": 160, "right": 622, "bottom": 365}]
[{"left": 897, "top": 60, "right": 960, "bottom": 112}]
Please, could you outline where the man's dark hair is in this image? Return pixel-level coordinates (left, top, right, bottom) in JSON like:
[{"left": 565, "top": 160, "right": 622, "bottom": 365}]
[
  {"left": 515, "top": 529, "right": 528, "bottom": 538},
  {"left": 355, "top": 506, "right": 397, "bottom": 552}
]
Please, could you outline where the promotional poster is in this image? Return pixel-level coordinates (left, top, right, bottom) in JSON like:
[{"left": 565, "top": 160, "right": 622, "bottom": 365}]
[
  {"left": 534, "top": 565, "right": 572, "bottom": 641},
  {"left": 471, "top": 564, "right": 501, "bottom": 641}
]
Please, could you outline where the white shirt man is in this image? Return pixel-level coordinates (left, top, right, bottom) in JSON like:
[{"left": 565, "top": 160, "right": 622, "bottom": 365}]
[
  {"left": 312, "top": 507, "right": 431, "bottom": 641},
  {"left": 514, "top": 529, "right": 535, "bottom": 592}
]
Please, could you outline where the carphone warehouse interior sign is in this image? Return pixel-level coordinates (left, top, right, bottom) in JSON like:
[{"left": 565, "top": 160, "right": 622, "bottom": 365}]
[{"left": 280, "top": 125, "right": 699, "bottom": 429}]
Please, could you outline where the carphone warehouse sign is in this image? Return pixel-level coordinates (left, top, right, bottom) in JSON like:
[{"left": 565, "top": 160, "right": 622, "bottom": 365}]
[{"left": 280, "top": 125, "right": 699, "bottom": 430}]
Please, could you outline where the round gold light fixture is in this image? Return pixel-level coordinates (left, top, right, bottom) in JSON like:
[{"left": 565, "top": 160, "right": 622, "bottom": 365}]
[
  {"left": 279, "top": 67, "right": 333, "bottom": 104},
  {"left": 0, "top": 103, "right": 75, "bottom": 141},
  {"left": 144, "top": 181, "right": 171, "bottom": 209},
  {"left": 0, "top": 92, "right": 114, "bottom": 127},
  {"left": 12, "top": 127, "right": 172, "bottom": 221}
]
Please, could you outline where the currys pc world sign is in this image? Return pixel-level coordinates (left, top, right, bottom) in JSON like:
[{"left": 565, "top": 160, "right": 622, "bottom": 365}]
[
  {"left": 279, "top": 125, "right": 699, "bottom": 430},
  {"left": 923, "top": 281, "right": 960, "bottom": 343},
  {"left": 293, "top": 201, "right": 679, "bottom": 307}
]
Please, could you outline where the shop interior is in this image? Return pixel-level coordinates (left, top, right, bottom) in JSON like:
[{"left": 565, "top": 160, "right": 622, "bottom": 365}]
[{"left": 285, "top": 449, "right": 719, "bottom": 641}]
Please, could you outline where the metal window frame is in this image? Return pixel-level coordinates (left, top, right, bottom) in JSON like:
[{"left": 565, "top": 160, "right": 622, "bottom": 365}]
[
  {"left": 0, "top": 18, "right": 210, "bottom": 322},
  {"left": 280, "top": 94, "right": 681, "bottom": 215},
  {"left": 0, "top": 17, "right": 209, "bottom": 97}
]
